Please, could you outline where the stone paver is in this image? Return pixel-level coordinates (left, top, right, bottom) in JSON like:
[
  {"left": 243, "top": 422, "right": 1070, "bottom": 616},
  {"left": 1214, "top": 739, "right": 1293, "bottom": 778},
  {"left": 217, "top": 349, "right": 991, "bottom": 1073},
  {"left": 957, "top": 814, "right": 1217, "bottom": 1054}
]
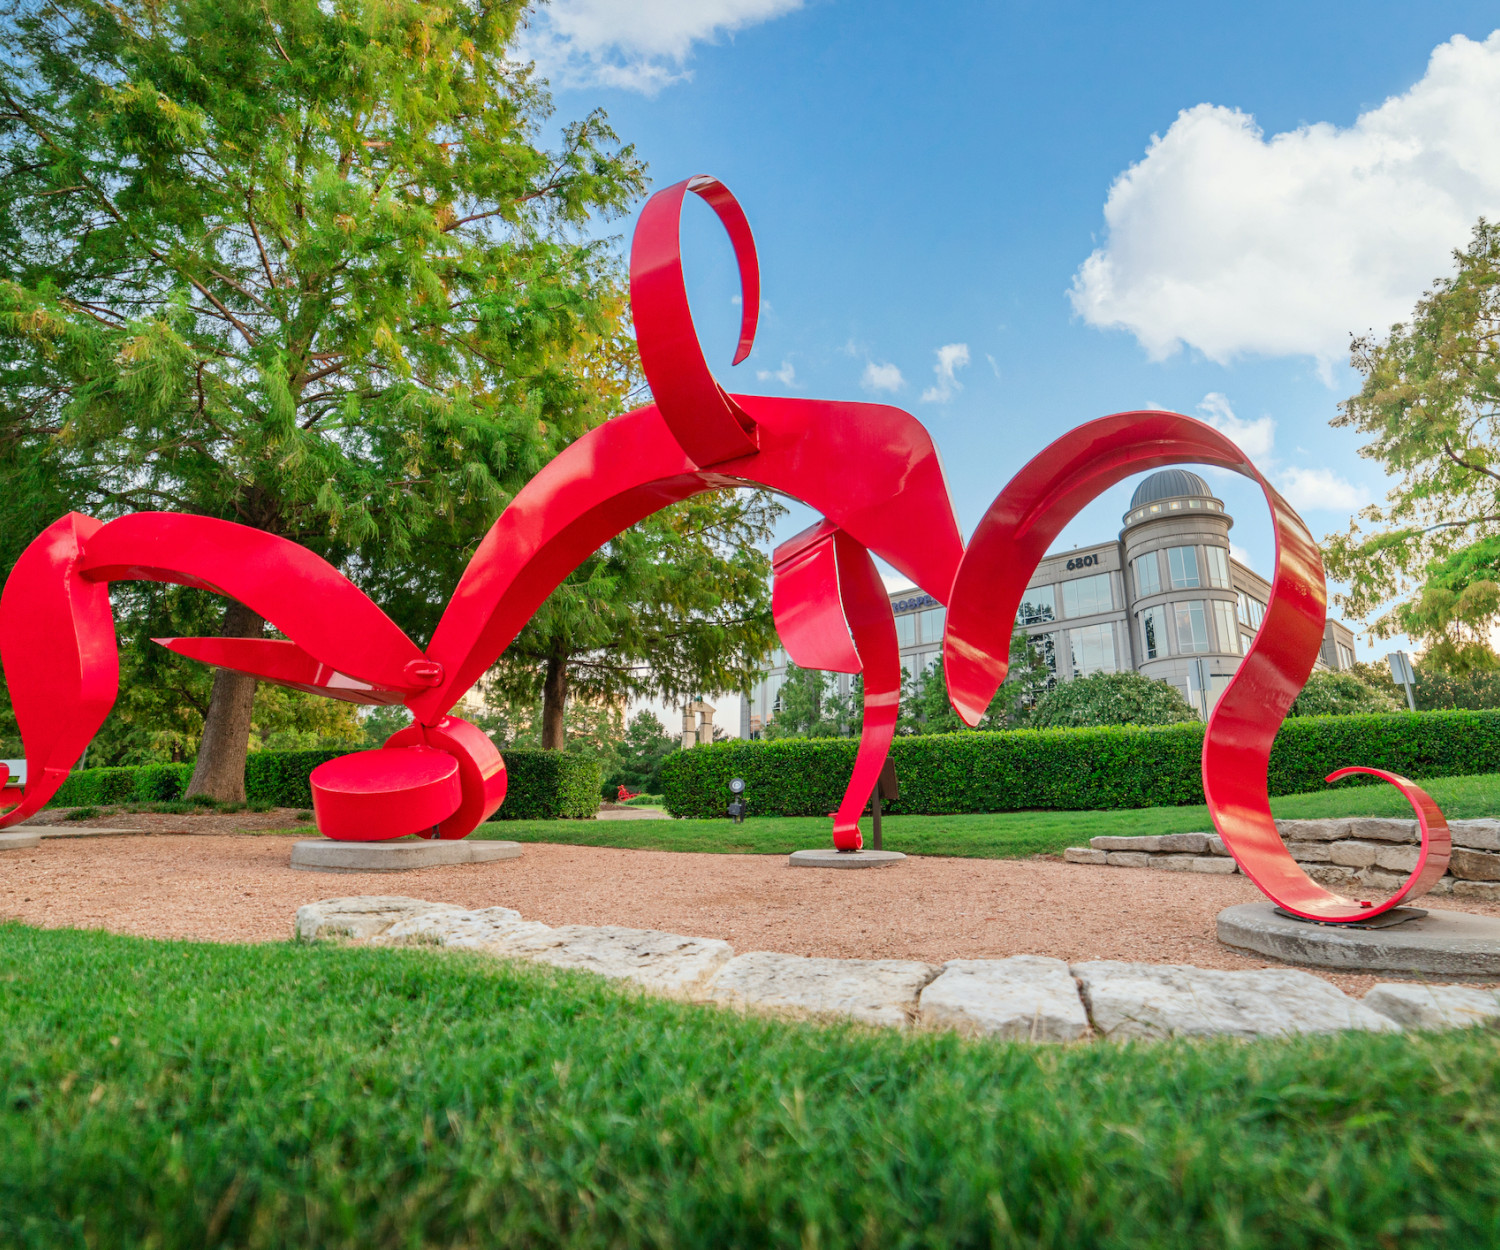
[
  {"left": 708, "top": 952, "right": 938, "bottom": 1028},
  {"left": 293, "top": 896, "right": 464, "bottom": 941},
  {"left": 1362, "top": 983, "right": 1500, "bottom": 1030},
  {"left": 1072, "top": 961, "right": 1398, "bottom": 1040},
  {"left": 918, "top": 956, "right": 1088, "bottom": 1041}
]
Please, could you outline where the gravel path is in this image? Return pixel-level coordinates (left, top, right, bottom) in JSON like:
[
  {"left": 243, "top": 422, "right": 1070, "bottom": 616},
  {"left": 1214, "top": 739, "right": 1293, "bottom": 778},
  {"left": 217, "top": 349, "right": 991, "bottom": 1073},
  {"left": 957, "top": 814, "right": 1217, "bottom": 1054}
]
[{"left": 6, "top": 834, "right": 1496, "bottom": 993}]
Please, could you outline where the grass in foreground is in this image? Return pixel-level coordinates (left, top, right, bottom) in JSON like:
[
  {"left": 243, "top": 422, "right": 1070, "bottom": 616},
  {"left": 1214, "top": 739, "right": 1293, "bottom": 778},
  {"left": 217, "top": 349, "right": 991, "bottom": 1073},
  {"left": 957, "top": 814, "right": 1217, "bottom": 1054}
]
[
  {"left": 0, "top": 923, "right": 1496, "bottom": 1248},
  {"left": 478, "top": 770, "right": 1500, "bottom": 859}
]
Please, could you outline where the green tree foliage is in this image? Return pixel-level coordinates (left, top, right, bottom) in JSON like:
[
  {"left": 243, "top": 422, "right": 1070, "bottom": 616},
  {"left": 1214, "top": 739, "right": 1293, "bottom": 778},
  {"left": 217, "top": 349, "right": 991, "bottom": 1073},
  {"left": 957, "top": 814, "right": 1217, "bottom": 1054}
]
[
  {"left": 763, "top": 662, "right": 842, "bottom": 739},
  {"left": 1028, "top": 671, "right": 1198, "bottom": 729},
  {"left": 0, "top": 0, "right": 647, "bottom": 793},
  {"left": 1326, "top": 220, "right": 1500, "bottom": 644},
  {"left": 488, "top": 490, "right": 781, "bottom": 749},
  {"left": 1413, "top": 656, "right": 1500, "bottom": 710},
  {"left": 603, "top": 710, "right": 679, "bottom": 797},
  {"left": 1290, "top": 666, "right": 1402, "bottom": 718}
]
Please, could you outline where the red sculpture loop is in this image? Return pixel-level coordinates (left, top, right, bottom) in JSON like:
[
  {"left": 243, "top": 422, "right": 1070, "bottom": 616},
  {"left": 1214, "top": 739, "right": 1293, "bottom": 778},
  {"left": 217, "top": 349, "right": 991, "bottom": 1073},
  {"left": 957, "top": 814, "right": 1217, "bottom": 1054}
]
[{"left": 0, "top": 172, "right": 1451, "bottom": 923}]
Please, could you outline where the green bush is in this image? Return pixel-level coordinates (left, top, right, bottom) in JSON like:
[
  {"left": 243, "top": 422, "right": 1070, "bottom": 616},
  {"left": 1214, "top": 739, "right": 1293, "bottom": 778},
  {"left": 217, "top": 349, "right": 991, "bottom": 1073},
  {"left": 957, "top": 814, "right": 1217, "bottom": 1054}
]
[
  {"left": 660, "top": 709, "right": 1500, "bottom": 817},
  {"left": 49, "top": 747, "right": 601, "bottom": 819},
  {"left": 1028, "top": 670, "right": 1198, "bottom": 728},
  {"left": 488, "top": 750, "right": 601, "bottom": 820}
]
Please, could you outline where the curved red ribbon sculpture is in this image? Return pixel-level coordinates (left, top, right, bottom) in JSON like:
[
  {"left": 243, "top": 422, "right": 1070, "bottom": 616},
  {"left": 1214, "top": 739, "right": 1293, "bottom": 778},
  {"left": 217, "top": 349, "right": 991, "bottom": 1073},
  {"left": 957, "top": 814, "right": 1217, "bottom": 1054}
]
[{"left": 0, "top": 174, "right": 1449, "bottom": 923}]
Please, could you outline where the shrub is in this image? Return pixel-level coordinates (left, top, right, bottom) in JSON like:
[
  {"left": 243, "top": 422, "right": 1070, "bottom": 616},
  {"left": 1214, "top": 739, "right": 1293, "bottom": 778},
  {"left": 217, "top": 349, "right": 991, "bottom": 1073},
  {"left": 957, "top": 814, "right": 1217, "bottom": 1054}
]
[
  {"left": 1290, "top": 670, "right": 1401, "bottom": 717},
  {"left": 48, "top": 747, "right": 601, "bottom": 820},
  {"left": 1028, "top": 671, "right": 1198, "bottom": 728},
  {"left": 660, "top": 709, "right": 1500, "bottom": 817},
  {"left": 488, "top": 750, "right": 601, "bottom": 820}
]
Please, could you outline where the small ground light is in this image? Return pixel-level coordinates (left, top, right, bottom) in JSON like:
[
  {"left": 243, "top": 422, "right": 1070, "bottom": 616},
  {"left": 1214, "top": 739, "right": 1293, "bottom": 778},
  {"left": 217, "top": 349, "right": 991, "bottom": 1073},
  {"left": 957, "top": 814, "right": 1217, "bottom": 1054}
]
[{"left": 727, "top": 776, "right": 746, "bottom": 823}]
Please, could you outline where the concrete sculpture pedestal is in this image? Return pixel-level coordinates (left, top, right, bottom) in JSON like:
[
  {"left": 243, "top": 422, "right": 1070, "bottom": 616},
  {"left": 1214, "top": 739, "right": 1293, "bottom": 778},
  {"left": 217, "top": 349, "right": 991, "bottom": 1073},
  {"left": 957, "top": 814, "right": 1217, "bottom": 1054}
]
[
  {"left": 788, "top": 848, "right": 905, "bottom": 869},
  {"left": 290, "top": 837, "right": 521, "bottom": 874},
  {"left": 1218, "top": 902, "right": 1500, "bottom": 977}
]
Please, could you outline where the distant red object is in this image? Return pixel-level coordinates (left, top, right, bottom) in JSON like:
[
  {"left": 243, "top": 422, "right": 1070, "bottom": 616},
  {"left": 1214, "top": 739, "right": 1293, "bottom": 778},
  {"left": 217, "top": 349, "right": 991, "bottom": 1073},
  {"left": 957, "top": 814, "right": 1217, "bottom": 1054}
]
[
  {"left": 0, "top": 174, "right": 1449, "bottom": 922},
  {"left": 617, "top": 785, "right": 640, "bottom": 802}
]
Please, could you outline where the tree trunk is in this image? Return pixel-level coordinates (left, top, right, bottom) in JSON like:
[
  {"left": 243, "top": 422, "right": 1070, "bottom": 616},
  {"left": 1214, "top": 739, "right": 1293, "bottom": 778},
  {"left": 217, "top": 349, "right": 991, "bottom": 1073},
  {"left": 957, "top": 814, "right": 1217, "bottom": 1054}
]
[
  {"left": 185, "top": 599, "right": 265, "bottom": 801},
  {"left": 541, "top": 654, "right": 569, "bottom": 750}
]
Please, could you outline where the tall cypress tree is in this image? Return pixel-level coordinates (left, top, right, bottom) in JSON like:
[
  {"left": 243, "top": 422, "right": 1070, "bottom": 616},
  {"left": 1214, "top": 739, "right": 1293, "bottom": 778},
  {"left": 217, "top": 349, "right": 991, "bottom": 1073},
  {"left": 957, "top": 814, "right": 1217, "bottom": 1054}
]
[{"left": 0, "top": 0, "right": 647, "bottom": 795}]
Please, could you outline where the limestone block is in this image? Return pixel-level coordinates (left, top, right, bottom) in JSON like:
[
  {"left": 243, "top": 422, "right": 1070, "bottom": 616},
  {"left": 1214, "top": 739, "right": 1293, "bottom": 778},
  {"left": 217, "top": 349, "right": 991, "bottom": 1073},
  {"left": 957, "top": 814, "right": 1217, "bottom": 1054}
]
[
  {"left": 293, "top": 896, "right": 464, "bottom": 942},
  {"left": 1347, "top": 818, "right": 1418, "bottom": 844},
  {"left": 1104, "top": 851, "right": 1150, "bottom": 868},
  {"left": 1374, "top": 844, "right": 1421, "bottom": 873},
  {"left": 372, "top": 906, "right": 536, "bottom": 949},
  {"left": 487, "top": 924, "right": 735, "bottom": 997},
  {"left": 1156, "top": 833, "right": 1208, "bottom": 854},
  {"left": 1453, "top": 880, "right": 1500, "bottom": 902},
  {"left": 1149, "top": 855, "right": 1198, "bottom": 872},
  {"left": 1449, "top": 820, "right": 1500, "bottom": 852},
  {"left": 1092, "top": 836, "right": 1160, "bottom": 851},
  {"left": 917, "top": 957, "right": 1089, "bottom": 1042},
  {"left": 1286, "top": 841, "right": 1333, "bottom": 862},
  {"left": 1275, "top": 818, "right": 1349, "bottom": 843},
  {"left": 1206, "top": 835, "right": 1228, "bottom": 855},
  {"left": 1190, "top": 857, "right": 1237, "bottom": 874},
  {"left": 1354, "top": 869, "right": 1408, "bottom": 894},
  {"left": 1305, "top": 865, "right": 1358, "bottom": 889},
  {"left": 1363, "top": 983, "right": 1500, "bottom": 1031},
  {"left": 1063, "top": 847, "right": 1107, "bottom": 865},
  {"left": 1427, "top": 876, "right": 1455, "bottom": 896},
  {"left": 1071, "top": 961, "right": 1399, "bottom": 1040},
  {"left": 708, "top": 952, "right": 938, "bottom": 1028},
  {"left": 1329, "top": 840, "right": 1380, "bottom": 868},
  {"left": 1449, "top": 848, "right": 1500, "bottom": 882}
]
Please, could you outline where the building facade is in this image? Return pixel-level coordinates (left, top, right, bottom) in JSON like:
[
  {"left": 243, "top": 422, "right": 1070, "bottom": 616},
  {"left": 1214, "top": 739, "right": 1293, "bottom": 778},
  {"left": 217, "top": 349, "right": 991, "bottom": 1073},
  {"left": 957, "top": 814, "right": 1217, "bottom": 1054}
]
[{"left": 744, "top": 469, "right": 1357, "bottom": 735}]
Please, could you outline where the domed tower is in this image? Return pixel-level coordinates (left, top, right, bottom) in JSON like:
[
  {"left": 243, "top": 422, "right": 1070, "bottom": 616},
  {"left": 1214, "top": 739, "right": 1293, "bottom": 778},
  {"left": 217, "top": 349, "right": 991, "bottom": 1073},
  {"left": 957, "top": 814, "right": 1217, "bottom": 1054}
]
[{"left": 1121, "top": 470, "right": 1246, "bottom": 716}]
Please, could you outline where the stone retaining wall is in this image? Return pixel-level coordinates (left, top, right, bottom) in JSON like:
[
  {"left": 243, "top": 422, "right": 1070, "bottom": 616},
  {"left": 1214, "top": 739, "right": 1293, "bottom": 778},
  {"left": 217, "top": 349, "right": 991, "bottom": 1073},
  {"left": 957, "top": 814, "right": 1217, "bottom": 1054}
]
[
  {"left": 296, "top": 896, "right": 1500, "bottom": 1042},
  {"left": 1063, "top": 818, "right": 1500, "bottom": 901}
]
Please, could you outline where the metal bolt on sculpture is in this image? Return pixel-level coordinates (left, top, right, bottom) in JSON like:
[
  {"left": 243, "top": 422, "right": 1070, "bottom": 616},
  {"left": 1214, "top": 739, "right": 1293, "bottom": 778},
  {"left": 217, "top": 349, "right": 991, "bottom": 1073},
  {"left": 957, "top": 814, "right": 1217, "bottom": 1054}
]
[{"left": 0, "top": 175, "right": 1451, "bottom": 925}]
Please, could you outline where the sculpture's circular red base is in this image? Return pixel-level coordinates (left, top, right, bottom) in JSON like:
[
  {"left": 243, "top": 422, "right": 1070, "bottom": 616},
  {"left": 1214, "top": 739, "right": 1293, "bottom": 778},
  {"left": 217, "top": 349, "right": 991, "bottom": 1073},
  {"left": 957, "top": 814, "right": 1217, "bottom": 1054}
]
[{"left": 310, "top": 747, "right": 462, "bottom": 841}]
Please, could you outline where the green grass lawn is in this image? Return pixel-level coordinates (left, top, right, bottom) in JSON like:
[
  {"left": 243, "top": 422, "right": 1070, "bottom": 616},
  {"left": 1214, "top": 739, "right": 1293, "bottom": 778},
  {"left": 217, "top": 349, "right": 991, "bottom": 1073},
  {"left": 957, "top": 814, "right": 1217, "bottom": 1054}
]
[
  {"left": 2, "top": 922, "right": 1497, "bottom": 1248},
  {"left": 476, "top": 770, "right": 1500, "bottom": 859}
]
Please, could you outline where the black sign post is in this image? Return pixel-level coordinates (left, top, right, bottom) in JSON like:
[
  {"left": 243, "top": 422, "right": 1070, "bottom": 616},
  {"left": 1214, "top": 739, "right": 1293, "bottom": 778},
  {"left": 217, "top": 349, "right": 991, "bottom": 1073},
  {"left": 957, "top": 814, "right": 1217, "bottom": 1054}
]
[{"left": 869, "top": 761, "right": 899, "bottom": 851}]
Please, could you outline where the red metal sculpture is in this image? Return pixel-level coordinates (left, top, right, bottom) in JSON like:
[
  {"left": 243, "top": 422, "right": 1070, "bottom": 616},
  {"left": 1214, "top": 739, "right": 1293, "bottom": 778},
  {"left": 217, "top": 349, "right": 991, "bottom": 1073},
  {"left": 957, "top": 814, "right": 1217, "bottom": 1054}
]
[{"left": 0, "top": 173, "right": 1449, "bottom": 924}]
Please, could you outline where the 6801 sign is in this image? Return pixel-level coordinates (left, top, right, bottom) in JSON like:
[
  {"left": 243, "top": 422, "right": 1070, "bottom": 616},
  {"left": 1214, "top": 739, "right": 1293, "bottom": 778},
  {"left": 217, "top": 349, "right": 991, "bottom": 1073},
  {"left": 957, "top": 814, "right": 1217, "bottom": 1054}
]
[{"left": 1065, "top": 553, "right": 1099, "bottom": 571}]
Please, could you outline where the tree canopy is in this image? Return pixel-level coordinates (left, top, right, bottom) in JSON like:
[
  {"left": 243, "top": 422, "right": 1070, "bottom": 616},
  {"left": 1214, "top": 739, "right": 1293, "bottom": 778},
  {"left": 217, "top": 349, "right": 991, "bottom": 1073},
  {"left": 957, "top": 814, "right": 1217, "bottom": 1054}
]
[
  {"left": 1325, "top": 220, "right": 1500, "bottom": 649},
  {"left": 1027, "top": 671, "right": 1198, "bottom": 729},
  {"left": 1288, "top": 667, "right": 1402, "bottom": 718}
]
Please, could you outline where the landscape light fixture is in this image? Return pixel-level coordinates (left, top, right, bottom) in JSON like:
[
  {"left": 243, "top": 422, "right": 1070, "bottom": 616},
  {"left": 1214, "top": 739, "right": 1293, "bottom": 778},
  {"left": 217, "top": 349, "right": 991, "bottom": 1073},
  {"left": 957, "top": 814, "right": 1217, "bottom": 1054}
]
[{"left": 727, "top": 776, "right": 747, "bottom": 823}]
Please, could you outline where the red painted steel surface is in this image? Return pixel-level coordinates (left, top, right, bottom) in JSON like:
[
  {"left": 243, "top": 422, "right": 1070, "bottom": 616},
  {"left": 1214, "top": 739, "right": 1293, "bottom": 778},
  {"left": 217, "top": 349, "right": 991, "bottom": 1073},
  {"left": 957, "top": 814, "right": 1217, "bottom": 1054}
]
[
  {"left": 310, "top": 747, "right": 463, "bottom": 841},
  {"left": 943, "top": 410, "right": 1449, "bottom": 921},
  {"left": 154, "top": 638, "right": 410, "bottom": 705},
  {"left": 0, "top": 171, "right": 1453, "bottom": 921}
]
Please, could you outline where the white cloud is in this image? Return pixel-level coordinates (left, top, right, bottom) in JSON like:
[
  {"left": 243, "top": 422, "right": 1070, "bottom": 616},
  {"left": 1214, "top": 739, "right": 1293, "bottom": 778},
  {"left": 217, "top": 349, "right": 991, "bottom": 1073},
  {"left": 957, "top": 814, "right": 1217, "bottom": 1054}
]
[
  {"left": 1276, "top": 466, "right": 1369, "bottom": 512},
  {"left": 1070, "top": 31, "right": 1500, "bottom": 372},
  {"left": 1195, "top": 392, "right": 1276, "bottom": 461},
  {"left": 1229, "top": 543, "right": 1258, "bottom": 572},
  {"left": 861, "top": 360, "right": 905, "bottom": 393},
  {"left": 882, "top": 574, "right": 917, "bottom": 594},
  {"left": 518, "top": 0, "right": 804, "bottom": 93},
  {"left": 757, "top": 359, "right": 796, "bottom": 387},
  {"left": 920, "top": 343, "right": 970, "bottom": 404}
]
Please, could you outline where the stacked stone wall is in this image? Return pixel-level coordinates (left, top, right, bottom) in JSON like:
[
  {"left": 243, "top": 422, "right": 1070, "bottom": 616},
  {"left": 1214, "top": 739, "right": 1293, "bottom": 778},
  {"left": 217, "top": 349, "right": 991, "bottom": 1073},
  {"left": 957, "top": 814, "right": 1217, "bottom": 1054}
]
[{"left": 1063, "top": 818, "right": 1500, "bottom": 901}]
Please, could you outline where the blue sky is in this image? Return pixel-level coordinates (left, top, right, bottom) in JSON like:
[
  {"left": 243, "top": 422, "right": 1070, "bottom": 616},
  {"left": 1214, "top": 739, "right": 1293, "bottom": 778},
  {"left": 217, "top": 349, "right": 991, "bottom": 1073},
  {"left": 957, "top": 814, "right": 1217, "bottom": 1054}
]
[{"left": 528, "top": 0, "right": 1500, "bottom": 660}]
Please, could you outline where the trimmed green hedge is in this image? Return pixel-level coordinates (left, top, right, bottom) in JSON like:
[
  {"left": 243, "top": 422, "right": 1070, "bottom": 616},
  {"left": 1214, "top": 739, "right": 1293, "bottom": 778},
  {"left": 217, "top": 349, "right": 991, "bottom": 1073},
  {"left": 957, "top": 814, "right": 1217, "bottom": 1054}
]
[
  {"left": 659, "top": 710, "right": 1500, "bottom": 817},
  {"left": 486, "top": 750, "right": 601, "bottom": 820},
  {"left": 50, "top": 748, "right": 602, "bottom": 820}
]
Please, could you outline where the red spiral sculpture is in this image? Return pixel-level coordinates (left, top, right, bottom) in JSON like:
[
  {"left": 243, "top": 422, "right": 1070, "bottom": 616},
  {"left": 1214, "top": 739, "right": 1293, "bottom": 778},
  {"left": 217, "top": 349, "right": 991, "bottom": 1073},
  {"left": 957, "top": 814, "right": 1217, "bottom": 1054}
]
[{"left": 0, "top": 175, "right": 1449, "bottom": 923}]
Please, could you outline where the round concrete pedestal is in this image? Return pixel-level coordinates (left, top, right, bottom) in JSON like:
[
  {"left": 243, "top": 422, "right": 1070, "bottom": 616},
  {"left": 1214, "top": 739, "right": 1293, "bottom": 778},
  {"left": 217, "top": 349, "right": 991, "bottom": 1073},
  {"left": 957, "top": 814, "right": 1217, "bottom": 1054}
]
[
  {"left": 0, "top": 829, "right": 40, "bottom": 850},
  {"left": 788, "top": 848, "right": 906, "bottom": 869},
  {"left": 1218, "top": 902, "right": 1500, "bottom": 977},
  {"left": 290, "top": 837, "right": 521, "bottom": 873}
]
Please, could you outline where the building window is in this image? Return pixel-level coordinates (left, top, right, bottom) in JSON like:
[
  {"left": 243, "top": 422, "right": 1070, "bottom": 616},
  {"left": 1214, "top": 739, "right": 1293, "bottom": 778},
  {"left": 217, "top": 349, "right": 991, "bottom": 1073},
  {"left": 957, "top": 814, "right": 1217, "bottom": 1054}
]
[
  {"left": 1017, "top": 584, "right": 1056, "bottom": 624},
  {"left": 1134, "top": 553, "right": 1162, "bottom": 597},
  {"left": 1139, "top": 605, "right": 1168, "bottom": 659},
  {"left": 918, "top": 606, "right": 946, "bottom": 643},
  {"left": 1174, "top": 600, "right": 1211, "bottom": 653},
  {"left": 1062, "top": 572, "right": 1113, "bottom": 617},
  {"left": 1069, "top": 622, "right": 1119, "bottom": 675},
  {"left": 895, "top": 613, "right": 917, "bottom": 647},
  {"left": 1204, "top": 546, "right": 1231, "bottom": 589},
  {"left": 1336, "top": 642, "right": 1354, "bottom": 670},
  {"left": 1212, "top": 600, "right": 1240, "bottom": 654},
  {"left": 1167, "top": 546, "right": 1201, "bottom": 589},
  {"left": 910, "top": 649, "right": 940, "bottom": 690},
  {"left": 1236, "top": 591, "right": 1266, "bottom": 629},
  {"left": 766, "top": 674, "right": 786, "bottom": 714}
]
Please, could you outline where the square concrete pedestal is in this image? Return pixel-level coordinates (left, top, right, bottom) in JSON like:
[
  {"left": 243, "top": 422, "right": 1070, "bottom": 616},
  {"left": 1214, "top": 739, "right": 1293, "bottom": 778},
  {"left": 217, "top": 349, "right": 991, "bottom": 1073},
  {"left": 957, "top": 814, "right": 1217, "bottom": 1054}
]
[{"left": 290, "top": 837, "right": 521, "bottom": 873}]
